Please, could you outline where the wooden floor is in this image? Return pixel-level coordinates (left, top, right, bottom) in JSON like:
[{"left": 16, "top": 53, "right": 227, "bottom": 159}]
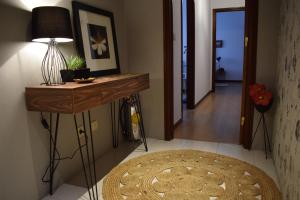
[{"left": 174, "top": 83, "right": 242, "bottom": 144}]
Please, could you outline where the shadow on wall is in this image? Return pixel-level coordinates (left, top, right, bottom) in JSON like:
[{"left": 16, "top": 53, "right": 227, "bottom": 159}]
[
  {"left": 0, "top": 0, "right": 128, "bottom": 199},
  {"left": 0, "top": 2, "right": 31, "bottom": 67},
  {"left": 0, "top": 2, "right": 41, "bottom": 199}
]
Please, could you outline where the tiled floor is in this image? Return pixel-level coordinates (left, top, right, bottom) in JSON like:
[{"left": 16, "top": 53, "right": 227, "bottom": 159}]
[{"left": 43, "top": 138, "right": 280, "bottom": 200}]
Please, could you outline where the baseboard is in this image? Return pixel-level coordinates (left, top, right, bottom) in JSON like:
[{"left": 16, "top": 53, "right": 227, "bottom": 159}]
[
  {"left": 174, "top": 118, "right": 183, "bottom": 128},
  {"left": 193, "top": 90, "right": 212, "bottom": 109},
  {"left": 216, "top": 80, "right": 243, "bottom": 83}
]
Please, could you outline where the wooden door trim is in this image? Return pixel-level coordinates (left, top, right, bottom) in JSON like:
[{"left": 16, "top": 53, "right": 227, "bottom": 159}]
[
  {"left": 212, "top": 7, "right": 245, "bottom": 91},
  {"left": 163, "top": 0, "right": 174, "bottom": 141},
  {"left": 213, "top": 7, "right": 245, "bottom": 13},
  {"left": 186, "top": 0, "right": 195, "bottom": 109},
  {"left": 180, "top": 0, "right": 183, "bottom": 119},
  {"left": 240, "top": 0, "right": 259, "bottom": 149}
]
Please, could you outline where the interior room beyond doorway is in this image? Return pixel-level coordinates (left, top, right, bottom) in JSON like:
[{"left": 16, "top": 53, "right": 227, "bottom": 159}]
[{"left": 176, "top": 4, "right": 245, "bottom": 144}]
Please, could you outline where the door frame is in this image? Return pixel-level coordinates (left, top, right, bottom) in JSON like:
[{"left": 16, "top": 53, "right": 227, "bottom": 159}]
[
  {"left": 180, "top": 0, "right": 196, "bottom": 110},
  {"left": 163, "top": 0, "right": 174, "bottom": 141},
  {"left": 212, "top": 7, "right": 245, "bottom": 91},
  {"left": 180, "top": 0, "right": 183, "bottom": 120},
  {"left": 163, "top": 0, "right": 259, "bottom": 149},
  {"left": 240, "top": 0, "right": 259, "bottom": 149},
  {"left": 186, "top": 0, "right": 196, "bottom": 109}
]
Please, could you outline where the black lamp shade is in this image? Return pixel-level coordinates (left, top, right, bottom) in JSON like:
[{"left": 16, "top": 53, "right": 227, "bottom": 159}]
[{"left": 32, "top": 6, "right": 73, "bottom": 43}]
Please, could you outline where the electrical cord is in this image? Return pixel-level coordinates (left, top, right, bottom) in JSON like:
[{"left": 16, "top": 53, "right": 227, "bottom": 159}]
[{"left": 40, "top": 112, "right": 87, "bottom": 183}]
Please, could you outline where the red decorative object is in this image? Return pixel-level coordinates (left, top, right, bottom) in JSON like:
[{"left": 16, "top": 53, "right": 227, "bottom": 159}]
[
  {"left": 250, "top": 84, "right": 273, "bottom": 158},
  {"left": 253, "top": 91, "right": 273, "bottom": 106},
  {"left": 249, "top": 84, "right": 273, "bottom": 113},
  {"left": 249, "top": 84, "right": 266, "bottom": 99}
]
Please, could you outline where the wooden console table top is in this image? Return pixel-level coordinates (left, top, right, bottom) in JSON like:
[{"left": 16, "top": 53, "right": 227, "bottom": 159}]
[{"left": 25, "top": 73, "right": 150, "bottom": 114}]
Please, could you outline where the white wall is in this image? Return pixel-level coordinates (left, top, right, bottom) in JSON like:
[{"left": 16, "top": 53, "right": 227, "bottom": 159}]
[
  {"left": 124, "top": 0, "right": 165, "bottom": 139},
  {"left": 194, "top": 0, "right": 212, "bottom": 103},
  {"left": 173, "top": 0, "right": 182, "bottom": 124},
  {"left": 211, "top": 0, "right": 245, "bottom": 9},
  {"left": 0, "top": 0, "right": 128, "bottom": 199},
  {"left": 216, "top": 11, "right": 245, "bottom": 81}
]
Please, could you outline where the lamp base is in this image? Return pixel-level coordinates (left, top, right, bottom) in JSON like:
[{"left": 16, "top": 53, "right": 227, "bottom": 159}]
[{"left": 41, "top": 39, "right": 67, "bottom": 86}]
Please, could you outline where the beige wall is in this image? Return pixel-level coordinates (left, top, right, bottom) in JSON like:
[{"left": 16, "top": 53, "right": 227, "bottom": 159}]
[
  {"left": 0, "top": 0, "right": 128, "bottom": 199},
  {"left": 124, "top": 0, "right": 165, "bottom": 140},
  {"left": 272, "top": 0, "right": 300, "bottom": 197},
  {"left": 251, "top": 0, "right": 281, "bottom": 150},
  {"left": 194, "top": 0, "right": 212, "bottom": 103},
  {"left": 173, "top": 0, "right": 182, "bottom": 124}
]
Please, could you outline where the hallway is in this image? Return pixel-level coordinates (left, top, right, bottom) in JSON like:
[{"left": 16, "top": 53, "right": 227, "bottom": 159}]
[{"left": 175, "top": 82, "right": 242, "bottom": 144}]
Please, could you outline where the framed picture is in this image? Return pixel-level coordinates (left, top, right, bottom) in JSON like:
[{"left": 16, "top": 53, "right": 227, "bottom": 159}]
[
  {"left": 72, "top": 1, "right": 120, "bottom": 76},
  {"left": 216, "top": 40, "right": 223, "bottom": 48}
]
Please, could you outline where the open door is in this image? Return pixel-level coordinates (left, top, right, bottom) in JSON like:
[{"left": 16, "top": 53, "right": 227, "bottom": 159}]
[
  {"left": 186, "top": 0, "right": 195, "bottom": 109},
  {"left": 240, "top": 0, "right": 259, "bottom": 149},
  {"left": 163, "top": 0, "right": 174, "bottom": 141}
]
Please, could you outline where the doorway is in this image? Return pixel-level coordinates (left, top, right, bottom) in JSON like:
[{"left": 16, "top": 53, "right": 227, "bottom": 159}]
[
  {"left": 182, "top": 0, "right": 195, "bottom": 110},
  {"left": 176, "top": 5, "right": 246, "bottom": 144},
  {"left": 164, "top": 0, "right": 259, "bottom": 149},
  {"left": 212, "top": 8, "right": 245, "bottom": 90}
]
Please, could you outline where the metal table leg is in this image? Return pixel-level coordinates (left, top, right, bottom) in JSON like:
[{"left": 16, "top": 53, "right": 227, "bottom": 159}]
[
  {"left": 111, "top": 101, "right": 119, "bottom": 148},
  {"left": 49, "top": 113, "right": 60, "bottom": 195},
  {"left": 46, "top": 95, "right": 146, "bottom": 198},
  {"left": 262, "top": 114, "right": 272, "bottom": 157},
  {"left": 74, "top": 111, "right": 99, "bottom": 200},
  {"left": 250, "top": 114, "right": 263, "bottom": 149},
  {"left": 88, "top": 111, "right": 99, "bottom": 200},
  {"left": 250, "top": 113, "right": 272, "bottom": 159}
]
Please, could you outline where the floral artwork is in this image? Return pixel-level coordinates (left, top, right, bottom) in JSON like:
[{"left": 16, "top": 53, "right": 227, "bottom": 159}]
[
  {"left": 73, "top": 1, "right": 120, "bottom": 76},
  {"left": 88, "top": 24, "right": 110, "bottom": 59}
]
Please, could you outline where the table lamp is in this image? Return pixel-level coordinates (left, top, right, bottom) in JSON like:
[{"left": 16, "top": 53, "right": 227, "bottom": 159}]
[{"left": 32, "top": 6, "right": 73, "bottom": 86}]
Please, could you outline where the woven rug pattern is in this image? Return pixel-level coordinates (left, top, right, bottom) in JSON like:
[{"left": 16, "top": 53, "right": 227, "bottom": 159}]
[{"left": 103, "top": 150, "right": 281, "bottom": 200}]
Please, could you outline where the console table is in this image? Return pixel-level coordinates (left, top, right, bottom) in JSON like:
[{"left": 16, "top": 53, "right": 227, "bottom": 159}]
[{"left": 25, "top": 73, "right": 149, "bottom": 200}]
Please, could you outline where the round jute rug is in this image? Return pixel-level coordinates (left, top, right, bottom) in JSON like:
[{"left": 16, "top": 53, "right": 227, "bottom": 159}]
[{"left": 103, "top": 150, "right": 281, "bottom": 200}]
